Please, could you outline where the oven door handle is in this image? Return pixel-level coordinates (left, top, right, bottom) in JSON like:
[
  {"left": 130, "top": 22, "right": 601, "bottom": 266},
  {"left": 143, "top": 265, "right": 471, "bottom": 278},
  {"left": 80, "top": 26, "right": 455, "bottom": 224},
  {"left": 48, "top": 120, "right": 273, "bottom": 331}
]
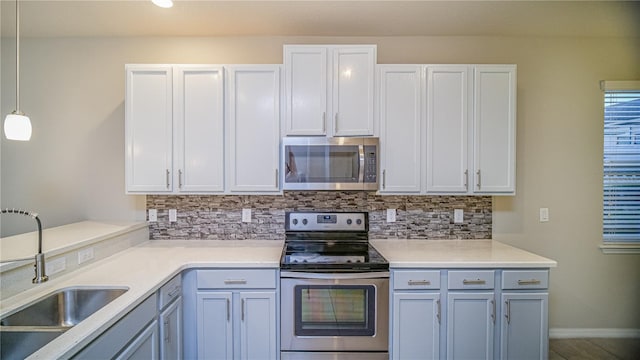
[{"left": 280, "top": 271, "right": 389, "bottom": 280}]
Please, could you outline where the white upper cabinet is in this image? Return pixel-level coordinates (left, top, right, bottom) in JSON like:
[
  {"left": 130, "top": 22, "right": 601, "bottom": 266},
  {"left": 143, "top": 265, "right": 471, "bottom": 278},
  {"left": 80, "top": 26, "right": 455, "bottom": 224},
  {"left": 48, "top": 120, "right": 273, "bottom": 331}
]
[
  {"left": 284, "top": 47, "right": 328, "bottom": 135},
  {"left": 426, "top": 65, "right": 472, "bottom": 193},
  {"left": 227, "top": 65, "right": 281, "bottom": 193},
  {"left": 421, "top": 64, "right": 516, "bottom": 195},
  {"left": 174, "top": 66, "right": 225, "bottom": 193},
  {"left": 125, "top": 65, "right": 225, "bottom": 194},
  {"left": 378, "top": 65, "right": 422, "bottom": 193},
  {"left": 283, "top": 45, "right": 376, "bottom": 137},
  {"left": 125, "top": 65, "right": 174, "bottom": 193},
  {"left": 473, "top": 65, "right": 517, "bottom": 193}
]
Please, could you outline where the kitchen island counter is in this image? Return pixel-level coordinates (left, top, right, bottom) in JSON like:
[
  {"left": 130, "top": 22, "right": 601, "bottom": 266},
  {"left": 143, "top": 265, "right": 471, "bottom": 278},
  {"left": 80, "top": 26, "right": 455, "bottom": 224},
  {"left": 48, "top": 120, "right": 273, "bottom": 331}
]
[{"left": 0, "top": 239, "right": 283, "bottom": 360}]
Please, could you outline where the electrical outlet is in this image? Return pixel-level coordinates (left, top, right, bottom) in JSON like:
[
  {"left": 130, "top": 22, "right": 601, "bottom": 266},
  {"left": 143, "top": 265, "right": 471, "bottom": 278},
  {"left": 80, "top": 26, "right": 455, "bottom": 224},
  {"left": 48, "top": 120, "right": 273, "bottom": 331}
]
[
  {"left": 148, "top": 209, "right": 157, "bottom": 222},
  {"left": 539, "top": 208, "right": 549, "bottom": 222},
  {"left": 46, "top": 258, "right": 66, "bottom": 275},
  {"left": 454, "top": 209, "right": 464, "bottom": 224},
  {"left": 242, "top": 208, "right": 252, "bottom": 223},
  {"left": 78, "top": 248, "right": 94, "bottom": 264},
  {"left": 169, "top": 209, "right": 177, "bottom": 222},
  {"left": 386, "top": 209, "right": 396, "bottom": 223}
]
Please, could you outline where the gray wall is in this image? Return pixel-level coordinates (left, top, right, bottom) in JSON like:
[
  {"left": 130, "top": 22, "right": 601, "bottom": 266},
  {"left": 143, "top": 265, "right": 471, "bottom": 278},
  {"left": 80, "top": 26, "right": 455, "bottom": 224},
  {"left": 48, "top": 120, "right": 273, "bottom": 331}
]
[{"left": 1, "top": 35, "right": 639, "bottom": 333}]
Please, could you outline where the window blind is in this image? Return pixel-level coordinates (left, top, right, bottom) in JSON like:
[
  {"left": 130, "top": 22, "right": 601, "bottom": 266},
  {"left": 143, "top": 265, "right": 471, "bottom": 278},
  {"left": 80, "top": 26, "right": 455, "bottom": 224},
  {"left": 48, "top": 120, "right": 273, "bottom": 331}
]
[{"left": 603, "top": 90, "right": 640, "bottom": 242}]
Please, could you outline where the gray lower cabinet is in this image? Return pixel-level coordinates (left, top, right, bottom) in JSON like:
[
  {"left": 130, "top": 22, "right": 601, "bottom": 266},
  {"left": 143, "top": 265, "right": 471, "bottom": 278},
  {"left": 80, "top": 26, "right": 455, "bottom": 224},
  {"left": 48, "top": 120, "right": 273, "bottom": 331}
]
[
  {"left": 116, "top": 321, "right": 160, "bottom": 360},
  {"left": 391, "top": 269, "right": 550, "bottom": 360},
  {"left": 74, "top": 275, "right": 182, "bottom": 360},
  {"left": 194, "top": 269, "right": 277, "bottom": 360}
]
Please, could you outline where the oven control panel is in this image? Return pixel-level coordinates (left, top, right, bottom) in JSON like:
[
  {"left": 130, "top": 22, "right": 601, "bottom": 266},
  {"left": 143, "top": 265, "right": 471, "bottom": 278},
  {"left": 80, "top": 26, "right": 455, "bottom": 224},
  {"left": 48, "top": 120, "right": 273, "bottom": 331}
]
[{"left": 286, "top": 212, "right": 366, "bottom": 231}]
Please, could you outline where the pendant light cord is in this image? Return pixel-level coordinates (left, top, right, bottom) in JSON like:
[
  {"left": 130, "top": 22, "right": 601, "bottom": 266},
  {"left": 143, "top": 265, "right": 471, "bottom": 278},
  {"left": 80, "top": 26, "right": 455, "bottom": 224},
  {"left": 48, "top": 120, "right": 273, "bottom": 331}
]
[{"left": 15, "top": 0, "right": 21, "bottom": 112}]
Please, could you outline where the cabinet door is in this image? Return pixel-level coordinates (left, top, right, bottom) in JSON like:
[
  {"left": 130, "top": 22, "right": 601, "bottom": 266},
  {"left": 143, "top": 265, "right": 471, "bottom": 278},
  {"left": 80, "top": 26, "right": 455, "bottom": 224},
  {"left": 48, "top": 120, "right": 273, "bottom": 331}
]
[
  {"left": 284, "top": 46, "right": 328, "bottom": 135},
  {"left": 501, "top": 293, "right": 548, "bottom": 360},
  {"left": 239, "top": 291, "right": 277, "bottom": 360},
  {"left": 160, "top": 297, "right": 183, "bottom": 360},
  {"left": 227, "top": 65, "right": 281, "bottom": 192},
  {"left": 115, "top": 320, "right": 159, "bottom": 360},
  {"left": 426, "top": 66, "right": 471, "bottom": 193},
  {"left": 125, "top": 65, "right": 173, "bottom": 193},
  {"left": 392, "top": 292, "right": 440, "bottom": 360},
  {"left": 332, "top": 47, "right": 376, "bottom": 136},
  {"left": 197, "top": 292, "right": 233, "bottom": 360},
  {"left": 378, "top": 65, "right": 422, "bottom": 193},
  {"left": 473, "top": 65, "right": 516, "bottom": 193},
  {"left": 174, "top": 66, "right": 225, "bottom": 193},
  {"left": 447, "top": 292, "right": 495, "bottom": 360}
]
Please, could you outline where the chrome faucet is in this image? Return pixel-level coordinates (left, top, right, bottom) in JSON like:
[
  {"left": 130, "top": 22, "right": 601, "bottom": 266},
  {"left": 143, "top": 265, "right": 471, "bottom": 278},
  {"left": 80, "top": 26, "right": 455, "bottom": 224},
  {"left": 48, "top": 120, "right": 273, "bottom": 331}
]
[{"left": 1, "top": 208, "right": 49, "bottom": 283}]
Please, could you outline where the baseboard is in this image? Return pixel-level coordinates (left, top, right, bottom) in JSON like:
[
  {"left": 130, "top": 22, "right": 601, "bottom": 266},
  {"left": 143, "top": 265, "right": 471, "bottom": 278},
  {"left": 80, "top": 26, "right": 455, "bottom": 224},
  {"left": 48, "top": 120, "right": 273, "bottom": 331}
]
[{"left": 550, "top": 328, "right": 640, "bottom": 339}]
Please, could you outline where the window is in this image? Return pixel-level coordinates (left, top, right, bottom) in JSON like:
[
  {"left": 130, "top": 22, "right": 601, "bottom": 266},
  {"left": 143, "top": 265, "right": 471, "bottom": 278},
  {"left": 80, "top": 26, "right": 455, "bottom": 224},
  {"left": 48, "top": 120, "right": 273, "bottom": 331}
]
[{"left": 601, "top": 81, "right": 640, "bottom": 253}]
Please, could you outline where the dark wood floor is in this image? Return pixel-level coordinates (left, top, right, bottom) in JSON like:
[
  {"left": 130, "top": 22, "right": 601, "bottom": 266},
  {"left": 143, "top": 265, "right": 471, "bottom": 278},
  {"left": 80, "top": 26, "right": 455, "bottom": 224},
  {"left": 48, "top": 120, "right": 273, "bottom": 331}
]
[{"left": 549, "top": 338, "right": 640, "bottom": 360}]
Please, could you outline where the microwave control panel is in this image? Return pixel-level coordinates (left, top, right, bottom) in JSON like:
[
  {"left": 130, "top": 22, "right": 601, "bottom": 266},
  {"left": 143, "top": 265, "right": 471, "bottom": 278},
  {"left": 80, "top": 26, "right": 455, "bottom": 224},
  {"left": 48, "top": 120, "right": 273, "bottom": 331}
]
[{"left": 364, "top": 145, "right": 377, "bottom": 183}]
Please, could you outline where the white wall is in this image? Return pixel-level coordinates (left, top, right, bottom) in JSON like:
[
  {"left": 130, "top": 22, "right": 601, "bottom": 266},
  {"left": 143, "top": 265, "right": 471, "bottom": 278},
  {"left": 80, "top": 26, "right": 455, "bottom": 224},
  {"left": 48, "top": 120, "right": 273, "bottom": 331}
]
[{"left": 1, "top": 35, "right": 639, "bottom": 332}]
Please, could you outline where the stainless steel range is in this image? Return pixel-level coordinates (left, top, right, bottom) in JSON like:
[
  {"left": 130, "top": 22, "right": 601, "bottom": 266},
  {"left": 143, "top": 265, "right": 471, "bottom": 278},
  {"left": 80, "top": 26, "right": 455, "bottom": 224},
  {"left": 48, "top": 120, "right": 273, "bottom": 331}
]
[{"left": 280, "top": 212, "right": 389, "bottom": 360}]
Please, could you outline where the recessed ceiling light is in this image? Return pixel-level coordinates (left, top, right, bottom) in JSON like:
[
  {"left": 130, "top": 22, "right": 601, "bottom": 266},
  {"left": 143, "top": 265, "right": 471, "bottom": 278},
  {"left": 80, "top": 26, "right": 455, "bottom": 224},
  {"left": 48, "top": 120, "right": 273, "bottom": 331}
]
[{"left": 152, "top": 0, "right": 173, "bottom": 8}]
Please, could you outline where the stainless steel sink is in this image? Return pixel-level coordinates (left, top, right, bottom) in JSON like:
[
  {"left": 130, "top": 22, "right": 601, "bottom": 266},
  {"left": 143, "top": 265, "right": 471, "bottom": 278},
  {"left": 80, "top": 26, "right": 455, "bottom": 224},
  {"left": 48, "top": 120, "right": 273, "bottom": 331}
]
[{"left": 0, "top": 286, "right": 128, "bottom": 359}]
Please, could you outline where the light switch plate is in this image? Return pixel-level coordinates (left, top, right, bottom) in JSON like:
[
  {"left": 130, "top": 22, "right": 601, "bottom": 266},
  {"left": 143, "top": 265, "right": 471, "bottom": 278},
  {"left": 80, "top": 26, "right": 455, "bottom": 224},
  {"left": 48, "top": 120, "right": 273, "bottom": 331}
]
[
  {"left": 242, "top": 208, "right": 252, "bottom": 223},
  {"left": 169, "top": 209, "right": 177, "bottom": 222},
  {"left": 148, "top": 209, "right": 157, "bottom": 222},
  {"left": 454, "top": 209, "right": 464, "bottom": 223},
  {"left": 386, "top": 209, "right": 396, "bottom": 223},
  {"left": 539, "top": 208, "right": 549, "bottom": 222}
]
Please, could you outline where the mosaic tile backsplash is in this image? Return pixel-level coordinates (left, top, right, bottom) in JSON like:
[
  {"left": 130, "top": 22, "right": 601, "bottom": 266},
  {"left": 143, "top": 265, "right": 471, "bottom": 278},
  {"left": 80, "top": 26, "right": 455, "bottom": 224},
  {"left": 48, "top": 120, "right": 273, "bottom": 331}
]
[{"left": 147, "top": 192, "right": 492, "bottom": 240}]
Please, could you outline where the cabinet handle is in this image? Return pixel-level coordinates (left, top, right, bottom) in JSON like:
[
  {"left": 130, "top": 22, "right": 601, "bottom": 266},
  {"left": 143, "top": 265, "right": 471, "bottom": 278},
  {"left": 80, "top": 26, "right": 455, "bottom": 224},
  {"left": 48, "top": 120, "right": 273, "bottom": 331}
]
[
  {"left": 178, "top": 169, "right": 183, "bottom": 189},
  {"left": 322, "top": 112, "right": 326, "bottom": 133},
  {"left": 408, "top": 280, "right": 430, "bottom": 286},
  {"left": 275, "top": 169, "right": 279, "bottom": 188},
  {"left": 382, "top": 170, "right": 386, "bottom": 189},
  {"left": 334, "top": 113, "right": 338, "bottom": 133},
  {"left": 464, "top": 169, "right": 469, "bottom": 190},
  {"left": 224, "top": 279, "right": 247, "bottom": 285},
  {"left": 164, "top": 318, "right": 170, "bottom": 343},
  {"left": 476, "top": 170, "right": 481, "bottom": 189},
  {"left": 436, "top": 299, "right": 441, "bottom": 324},
  {"left": 517, "top": 279, "right": 541, "bottom": 286},
  {"left": 462, "top": 279, "right": 486, "bottom": 285},
  {"left": 226, "top": 298, "right": 230, "bottom": 321},
  {"left": 505, "top": 300, "right": 511, "bottom": 325},
  {"left": 241, "top": 298, "right": 245, "bottom": 321},
  {"left": 166, "top": 169, "right": 170, "bottom": 189},
  {"left": 491, "top": 299, "right": 496, "bottom": 324}
]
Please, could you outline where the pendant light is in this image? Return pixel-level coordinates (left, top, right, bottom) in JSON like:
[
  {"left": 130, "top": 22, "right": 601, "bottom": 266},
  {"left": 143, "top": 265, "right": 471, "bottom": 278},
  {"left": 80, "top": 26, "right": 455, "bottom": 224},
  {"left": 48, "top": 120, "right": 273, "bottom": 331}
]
[
  {"left": 4, "top": 0, "right": 31, "bottom": 141},
  {"left": 152, "top": 0, "right": 173, "bottom": 8}
]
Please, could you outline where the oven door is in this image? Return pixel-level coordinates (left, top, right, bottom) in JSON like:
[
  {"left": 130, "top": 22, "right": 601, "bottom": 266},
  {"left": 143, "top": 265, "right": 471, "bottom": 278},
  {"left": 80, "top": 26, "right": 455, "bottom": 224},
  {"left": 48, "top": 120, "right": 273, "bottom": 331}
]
[{"left": 280, "top": 272, "right": 389, "bottom": 352}]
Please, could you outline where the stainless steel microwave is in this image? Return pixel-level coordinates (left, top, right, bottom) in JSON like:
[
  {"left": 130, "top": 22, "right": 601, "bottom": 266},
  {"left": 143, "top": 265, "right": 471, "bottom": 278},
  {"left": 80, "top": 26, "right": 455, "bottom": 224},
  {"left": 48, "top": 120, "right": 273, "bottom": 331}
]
[{"left": 282, "top": 137, "right": 378, "bottom": 191}]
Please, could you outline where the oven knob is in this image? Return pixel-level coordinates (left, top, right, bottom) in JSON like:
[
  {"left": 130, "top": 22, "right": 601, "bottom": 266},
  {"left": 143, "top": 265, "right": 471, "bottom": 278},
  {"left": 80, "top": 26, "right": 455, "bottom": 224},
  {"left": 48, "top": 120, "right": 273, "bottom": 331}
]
[
  {"left": 346, "top": 219, "right": 352, "bottom": 225},
  {"left": 292, "top": 219, "right": 298, "bottom": 225},
  {"left": 347, "top": 260, "right": 352, "bottom": 263},
  {"left": 302, "top": 219, "right": 308, "bottom": 225},
  {"left": 356, "top": 219, "right": 362, "bottom": 225}
]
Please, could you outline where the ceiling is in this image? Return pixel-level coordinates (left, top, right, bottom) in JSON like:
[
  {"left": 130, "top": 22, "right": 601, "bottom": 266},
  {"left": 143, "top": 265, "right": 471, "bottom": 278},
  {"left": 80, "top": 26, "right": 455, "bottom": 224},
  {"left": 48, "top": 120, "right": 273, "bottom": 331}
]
[{"left": 1, "top": 0, "right": 639, "bottom": 38}]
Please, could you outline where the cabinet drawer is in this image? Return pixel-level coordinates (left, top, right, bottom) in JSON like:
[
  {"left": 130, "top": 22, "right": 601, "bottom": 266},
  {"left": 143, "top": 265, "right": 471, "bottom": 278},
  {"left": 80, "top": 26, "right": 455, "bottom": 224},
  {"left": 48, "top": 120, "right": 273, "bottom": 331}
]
[
  {"left": 502, "top": 270, "right": 549, "bottom": 289},
  {"left": 159, "top": 274, "right": 182, "bottom": 309},
  {"left": 394, "top": 270, "right": 440, "bottom": 290},
  {"left": 197, "top": 269, "right": 277, "bottom": 289},
  {"left": 448, "top": 270, "right": 495, "bottom": 289}
]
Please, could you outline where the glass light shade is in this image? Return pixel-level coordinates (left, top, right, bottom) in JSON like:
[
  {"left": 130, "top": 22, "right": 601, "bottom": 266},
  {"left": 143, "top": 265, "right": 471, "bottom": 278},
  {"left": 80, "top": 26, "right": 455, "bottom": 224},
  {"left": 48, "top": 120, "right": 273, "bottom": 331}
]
[
  {"left": 152, "top": 0, "right": 173, "bottom": 8},
  {"left": 4, "top": 113, "right": 32, "bottom": 141}
]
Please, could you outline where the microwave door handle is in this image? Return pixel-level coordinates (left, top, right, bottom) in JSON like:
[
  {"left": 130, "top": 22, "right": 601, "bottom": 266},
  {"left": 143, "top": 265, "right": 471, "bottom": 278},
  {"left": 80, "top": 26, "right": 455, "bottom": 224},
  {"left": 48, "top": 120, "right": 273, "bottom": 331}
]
[{"left": 358, "top": 144, "right": 365, "bottom": 183}]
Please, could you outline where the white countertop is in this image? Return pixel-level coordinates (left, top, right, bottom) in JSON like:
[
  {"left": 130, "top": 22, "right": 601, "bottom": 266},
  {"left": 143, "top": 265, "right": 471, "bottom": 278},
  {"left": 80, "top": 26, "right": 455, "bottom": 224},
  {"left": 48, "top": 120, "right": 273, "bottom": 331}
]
[
  {"left": 1, "top": 239, "right": 284, "bottom": 359},
  {"left": 0, "top": 221, "right": 148, "bottom": 272},
  {"left": 2, "top": 235, "right": 556, "bottom": 359},
  {"left": 371, "top": 239, "right": 557, "bottom": 268}
]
